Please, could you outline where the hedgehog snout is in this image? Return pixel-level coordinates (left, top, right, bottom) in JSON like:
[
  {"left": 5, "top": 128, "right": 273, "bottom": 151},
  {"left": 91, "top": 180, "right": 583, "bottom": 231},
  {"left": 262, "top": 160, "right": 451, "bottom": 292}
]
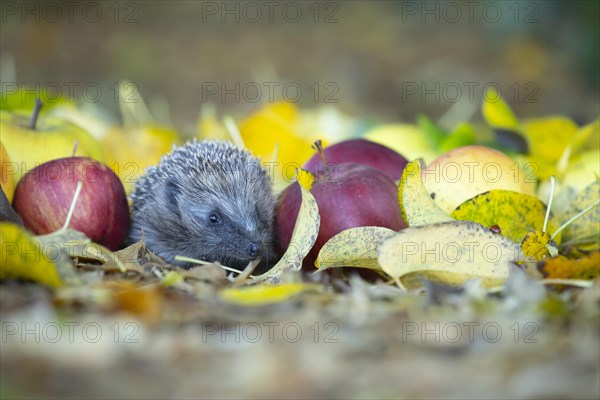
[{"left": 246, "top": 242, "right": 262, "bottom": 258}]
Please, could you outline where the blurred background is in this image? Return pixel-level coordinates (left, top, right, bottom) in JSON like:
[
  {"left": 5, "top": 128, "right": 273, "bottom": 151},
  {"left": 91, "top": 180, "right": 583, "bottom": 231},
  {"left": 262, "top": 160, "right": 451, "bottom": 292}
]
[{"left": 1, "top": 0, "right": 598, "bottom": 132}]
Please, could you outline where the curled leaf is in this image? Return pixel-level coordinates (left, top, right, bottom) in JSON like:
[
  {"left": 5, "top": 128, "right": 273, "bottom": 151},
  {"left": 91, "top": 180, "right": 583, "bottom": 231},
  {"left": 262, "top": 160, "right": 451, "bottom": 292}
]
[
  {"left": 482, "top": 87, "right": 520, "bottom": 131},
  {"left": 254, "top": 184, "right": 319, "bottom": 284},
  {"left": 378, "top": 221, "right": 522, "bottom": 289},
  {"left": 296, "top": 168, "right": 315, "bottom": 190},
  {"left": 398, "top": 159, "right": 453, "bottom": 227},
  {"left": 316, "top": 226, "right": 396, "bottom": 271}
]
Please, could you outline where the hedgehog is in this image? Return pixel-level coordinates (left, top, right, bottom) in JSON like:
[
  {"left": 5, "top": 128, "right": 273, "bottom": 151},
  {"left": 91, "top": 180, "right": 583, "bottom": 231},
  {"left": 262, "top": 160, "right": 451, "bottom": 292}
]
[{"left": 128, "top": 139, "right": 275, "bottom": 271}]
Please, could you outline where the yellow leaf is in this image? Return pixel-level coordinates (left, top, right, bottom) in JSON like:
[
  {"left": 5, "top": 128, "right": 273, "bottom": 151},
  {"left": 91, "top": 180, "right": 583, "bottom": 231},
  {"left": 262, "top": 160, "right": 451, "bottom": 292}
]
[
  {"left": 254, "top": 185, "right": 319, "bottom": 284},
  {"left": 522, "top": 117, "right": 579, "bottom": 179},
  {"left": 296, "top": 169, "right": 314, "bottom": 191},
  {"left": 558, "top": 180, "right": 600, "bottom": 251},
  {"left": 162, "top": 271, "right": 184, "bottom": 287},
  {"left": 316, "top": 226, "right": 396, "bottom": 271},
  {"left": 378, "top": 221, "right": 521, "bottom": 289},
  {"left": 559, "top": 118, "right": 600, "bottom": 169},
  {"left": 538, "top": 251, "right": 600, "bottom": 281},
  {"left": 451, "top": 190, "right": 560, "bottom": 244},
  {"left": 521, "top": 231, "right": 552, "bottom": 261},
  {"left": 560, "top": 150, "right": 600, "bottom": 194},
  {"left": 482, "top": 87, "right": 520, "bottom": 130},
  {"left": 220, "top": 283, "right": 318, "bottom": 306},
  {"left": 239, "top": 102, "right": 318, "bottom": 184},
  {"left": 0, "top": 223, "right": 71, "bottom": 287},
  {"left": 398, "top": 160, "right": 454, "bottom": 226}
]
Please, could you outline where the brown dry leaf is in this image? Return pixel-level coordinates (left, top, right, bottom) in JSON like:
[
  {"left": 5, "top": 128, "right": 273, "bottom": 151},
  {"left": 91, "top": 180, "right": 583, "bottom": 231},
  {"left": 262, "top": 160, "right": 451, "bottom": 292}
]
[
  {"left": 179, "top": 263, "right": 228, "bottom": 285},
  {"left": 102, "top": 240, "right": 147, "bottom": 274},
  {"left": 104, "top": 280, "right": 164, "bottom": 324},
  {"left": 538, "top": 251, "right": 600, "bottom": 280}
]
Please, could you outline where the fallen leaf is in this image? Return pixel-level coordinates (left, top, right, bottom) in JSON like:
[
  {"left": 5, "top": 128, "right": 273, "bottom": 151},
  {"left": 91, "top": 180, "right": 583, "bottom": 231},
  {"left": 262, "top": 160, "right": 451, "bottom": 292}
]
[
  {"left": 522, "top": 117, "right": 579, "bottom": 179},
  {"left": 439, "top": 122, "right": 476, "bottom": 152},
  {"left": 220, "top": 283, "right": 319, "bottom": 306},
  {"left": 558, "top": 180, "right": 600, "bottom": 251},
  {"left": 482, "top": 87, "right": 520, "bottom": 131},
  {"left": 254, "top": 182, "right": 320, "bottom": 284},
  {"left": 315, "top": 226, "right": 396, "bottom": 271},
  {"left": 538, "top": 251, "right": 600, "bottom": 281},
  {"left": 102, "top": 239, "right": 148, "bottom": 273},
  {"left": 521, "top": 231, "right": 553, "bottom": 261},
  {"left": 239, "top": 102, "right": 319, "bottom": 185},
  {"left": 560, "top": 150, "right": 600, "bottom": 196},
  {"left": 451, "top": 190, "right": 560, "bottom": 244},
  {"left": 104, "top": 280, "right": 163, "bottom": 324},
  {"left": 398, "top": 159, "right": 454, "bottom": 226},
  {"left": 417, "top": 114, "right": 447, "bottom": 148},
  {"left": 378, "top": 220, "right": 522, "bottom": 289},
  {"left": 0, "top": 223, "right": 78, "bottom": 287}
]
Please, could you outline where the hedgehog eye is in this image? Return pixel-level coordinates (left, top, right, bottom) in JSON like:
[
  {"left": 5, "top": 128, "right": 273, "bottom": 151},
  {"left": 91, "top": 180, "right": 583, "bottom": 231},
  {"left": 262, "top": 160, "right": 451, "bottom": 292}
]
[{"left": 209, "top": 213, "right": 222, "bottom": 225}]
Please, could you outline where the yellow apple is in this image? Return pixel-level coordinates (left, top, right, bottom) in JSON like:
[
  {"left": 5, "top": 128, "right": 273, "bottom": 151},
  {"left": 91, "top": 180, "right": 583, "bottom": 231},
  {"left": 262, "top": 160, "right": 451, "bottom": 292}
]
[
  {"left": 0, "top": 141, "right": 15, "bottom": 202},
  {"left": 423, "top": 145, "right": 537, "bottom": 213},
  {"left": 0, "top": 100, "right": 104, "bottom": 184}
]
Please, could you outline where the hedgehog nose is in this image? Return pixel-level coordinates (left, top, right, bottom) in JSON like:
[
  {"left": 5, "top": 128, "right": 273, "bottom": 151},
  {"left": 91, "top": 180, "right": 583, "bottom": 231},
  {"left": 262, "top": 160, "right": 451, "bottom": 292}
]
[{"left": 246, "top": 242, "right": 261, "bottom": 258}]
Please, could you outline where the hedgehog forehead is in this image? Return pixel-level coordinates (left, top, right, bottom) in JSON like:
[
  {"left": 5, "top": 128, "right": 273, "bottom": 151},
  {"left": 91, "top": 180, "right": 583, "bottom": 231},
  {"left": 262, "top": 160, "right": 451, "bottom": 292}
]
[{"left": 180, "top": 169, "right": 263, "bottom": 229}]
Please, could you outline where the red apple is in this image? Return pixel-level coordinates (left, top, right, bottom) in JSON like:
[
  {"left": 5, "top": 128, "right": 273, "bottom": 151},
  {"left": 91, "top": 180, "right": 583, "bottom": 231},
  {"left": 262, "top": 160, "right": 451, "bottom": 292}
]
[
  {"left": 13, "top": 157, "right": 130, "bottom": 250},
  {"left": 302, "top": 139, "right": 408, "bottom": 181},
  {"left": 276, "top": 162, "right": 407, "bottom": 270}
]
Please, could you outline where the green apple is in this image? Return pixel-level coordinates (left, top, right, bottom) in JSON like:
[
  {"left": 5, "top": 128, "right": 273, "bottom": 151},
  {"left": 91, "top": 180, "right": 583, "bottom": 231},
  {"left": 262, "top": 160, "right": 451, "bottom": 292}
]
[{"left": 0, "top": 99, "right": 104, "bottom": 184}]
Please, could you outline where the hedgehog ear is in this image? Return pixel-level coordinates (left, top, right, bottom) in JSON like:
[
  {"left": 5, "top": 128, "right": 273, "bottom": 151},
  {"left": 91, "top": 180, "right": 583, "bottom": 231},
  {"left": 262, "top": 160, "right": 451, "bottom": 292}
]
[{"left": 164, "top": 179, "right": 181, "bottom": 209}]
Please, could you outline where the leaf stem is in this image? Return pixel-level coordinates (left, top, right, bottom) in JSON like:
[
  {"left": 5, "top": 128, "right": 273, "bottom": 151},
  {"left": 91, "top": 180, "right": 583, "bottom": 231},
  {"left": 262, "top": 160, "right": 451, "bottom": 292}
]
[
  {"left": 29, "top": 98, "right": 43, "bottom": 130},
  {"left": 71, "top": 140, "right": 79, "bottom": 157},
  {"left": 540, "top": 279, "right": 593, "bottom": 288},
  {"left": 174, "top": 255, "right": 211, "bottom": 265},
  {"left": 62, "top": 180, "right": 83, "bottom": 230},
  {"left": 543, "top": 176, "right": 555, "bottom": 233}
]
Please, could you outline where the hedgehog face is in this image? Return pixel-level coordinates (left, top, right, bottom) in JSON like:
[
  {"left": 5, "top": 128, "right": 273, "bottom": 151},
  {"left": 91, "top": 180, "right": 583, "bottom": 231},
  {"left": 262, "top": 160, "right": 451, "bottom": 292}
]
[{"left": 166, "top": 166, "right": 275, "bottom": 270}]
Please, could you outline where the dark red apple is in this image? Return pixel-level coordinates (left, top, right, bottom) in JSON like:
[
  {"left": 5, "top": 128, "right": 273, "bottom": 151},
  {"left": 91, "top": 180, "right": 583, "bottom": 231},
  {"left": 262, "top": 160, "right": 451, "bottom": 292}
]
[
  {"left": 13, "top": 157, "right": 130, "bottom": 250},
  {"left": 302, "top": 139, "right": 408, "bottom": 181},
  {"left": 276, "top": 162, "right": 407, "bottom": 270}
]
